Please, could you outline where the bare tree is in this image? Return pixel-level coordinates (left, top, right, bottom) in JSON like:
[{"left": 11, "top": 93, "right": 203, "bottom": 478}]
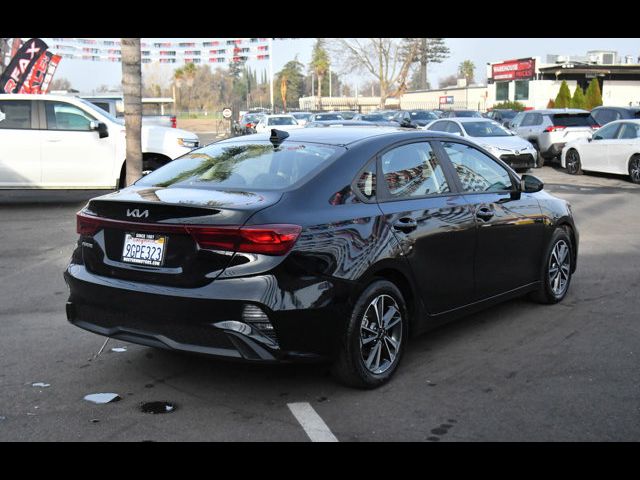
[
  {"left": 121, "top": 38, "right": 143, "bottom": 187},
  {"left": 331, "top": 38, "right": 420, "bottom": 108}
]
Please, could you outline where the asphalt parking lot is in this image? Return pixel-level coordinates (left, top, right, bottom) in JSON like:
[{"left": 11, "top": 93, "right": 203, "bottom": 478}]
[{"left": 1, "top": 162, "right": 639, "bottom": 442}]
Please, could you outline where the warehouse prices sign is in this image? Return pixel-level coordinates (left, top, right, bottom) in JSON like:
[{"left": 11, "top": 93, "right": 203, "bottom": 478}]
[{"left": 492, "top": 58, "right": 536, "bottom": 81}]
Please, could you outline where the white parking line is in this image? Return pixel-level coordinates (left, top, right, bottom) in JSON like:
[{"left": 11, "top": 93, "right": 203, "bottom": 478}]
[{"left": 287, "top": 402, "right": 338, "bottom": 442}]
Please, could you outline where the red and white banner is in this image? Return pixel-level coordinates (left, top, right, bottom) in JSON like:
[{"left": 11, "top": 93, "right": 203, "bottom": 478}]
[
  {"left": 0, "top": 38, "right": 48, "bottom": 93},
  {"left": 492, "top": 58, "right": 536, "bottom": 81},
  {"left": 40, "top": 54, "right": 61, "bottom": 93},
  {"left": 20, "top": 51, "right": 53, "bottom": 93}
]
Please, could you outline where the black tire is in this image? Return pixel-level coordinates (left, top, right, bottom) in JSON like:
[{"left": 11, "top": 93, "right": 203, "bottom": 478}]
[
  {"left": 530, "top": 228, "right": 573, "bottom": 304},
  {"left": 628, "top": 155, "right": 640, "bottom": 184},
  {"left": 117, "top": 162, "right": 126, "bottom": 189},
  {"left": 331, "top": 279, "right": 409, "bottom": 389},
  {"left": 565, "top": 149, "right": 583, "bottom": 175}
]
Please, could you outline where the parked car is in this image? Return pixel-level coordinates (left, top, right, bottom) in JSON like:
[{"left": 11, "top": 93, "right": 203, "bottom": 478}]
[
  {"left": 561, "top": 119, "right": 640, "bottom": 183},
  {"left": 442, "top": 110, "right": 483, "bottom": 118},
  {"left": 308, "top": 112, "right": 344, "bottom": 122},
  {"left": 332, "top": 111, "right": 358, "bottom": 120},
  {"left": 82, "top": 96, "right": 177, "bottom": 128},
  {"left": 65, "top": 126, "right": 578, "bottom": 388},
  {"left": 0, "top": 94, "right": 199, "bottom": 189},
  {"left": 254, "top": 114, "right": 303, "bottom": 133},
  {"left": 353, "top": 112, "right": 402, "bottom": 125},
  {"left": 590, "top": 106, "right": 640, "bottom": 126},
  {"left": 290, "top": 112, "right": 313, "bottom": 126},
  {"left": 508, "top": 109, "right": 599, "bottom": 166},
  {"left": 392, "top": 109, "right": 439, "bottom": 128},
  {"left": 424, "top": 117, "right": 537, "bottom": 171},
  {"left": 235, "top": 112, "right": 264, "bottom": 135},
  {"left": 486, "top": 109, "right": 519, "bottom": 127}
]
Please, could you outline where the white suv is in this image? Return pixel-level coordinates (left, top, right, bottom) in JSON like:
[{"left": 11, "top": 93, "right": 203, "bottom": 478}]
[{"left": 0, "top": 94, "right": 199, "bottom": 189}]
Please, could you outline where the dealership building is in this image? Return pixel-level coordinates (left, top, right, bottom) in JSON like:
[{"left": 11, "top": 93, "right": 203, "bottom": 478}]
[{"left": 486, "top": 51, "right": 640, "bottom": 109}]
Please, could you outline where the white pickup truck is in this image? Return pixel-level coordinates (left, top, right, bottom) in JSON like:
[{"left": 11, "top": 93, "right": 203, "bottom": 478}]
[{"left": 0, "top": 94, "right": 200, "bottom": 189}]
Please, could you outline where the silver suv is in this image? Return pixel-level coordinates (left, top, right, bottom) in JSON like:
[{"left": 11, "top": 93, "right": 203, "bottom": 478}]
[{"left": 508, "top": 109, "right": 599, "bottom": 166}]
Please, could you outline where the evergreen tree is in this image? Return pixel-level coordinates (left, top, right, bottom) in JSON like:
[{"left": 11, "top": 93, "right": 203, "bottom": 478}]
[
  {"left": 554, "top": 81, "right": 572, "bottom": 108},
  {"left": 585, "top": 78, "right": 603, "bottom": 109},
  {"left": 571, "top": 85, "right": 586, "bottom": 109},
  {"left": 275, "top": 57, "right": 305, "bottom": 111},
  {"left": 403, "top": 38, "right": 450, "bottom": 90}
]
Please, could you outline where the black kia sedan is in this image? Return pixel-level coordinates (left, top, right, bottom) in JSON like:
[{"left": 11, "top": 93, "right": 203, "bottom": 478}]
[{"left": 64, "top": 127, "right": 578, "bottom": 388}]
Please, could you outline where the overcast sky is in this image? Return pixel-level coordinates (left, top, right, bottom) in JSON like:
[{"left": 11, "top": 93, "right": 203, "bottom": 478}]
[{"left": 53, "top": 38, "right": 640, "bottom": 94}]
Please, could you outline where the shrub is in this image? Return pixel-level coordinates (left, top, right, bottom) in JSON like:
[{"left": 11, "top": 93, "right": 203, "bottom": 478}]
[
  {"left": 554, "top": 81, "right": 572, "bottom": 108},
  {"left": 571, "top": 86, "right": 586, "bottom": 109},
  {"left": 490, "top": 100, "right": 526, "bottom": 111}
]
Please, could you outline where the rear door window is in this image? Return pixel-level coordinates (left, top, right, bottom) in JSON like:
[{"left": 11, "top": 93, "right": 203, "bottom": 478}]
[
  {"left": 593, "top": 123, "right": 620, "bottom": 140},
  {"left": 0, "top": 100, "right": 33, "bottom": 129},
  {"left": 617, "top": 123, "right": 640, "bottom": 139}
]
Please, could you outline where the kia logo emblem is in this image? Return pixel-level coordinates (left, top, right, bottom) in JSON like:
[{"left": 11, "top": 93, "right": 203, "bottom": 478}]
[{"left": 126, "top": 208, "right": 149, "bottom": 218}]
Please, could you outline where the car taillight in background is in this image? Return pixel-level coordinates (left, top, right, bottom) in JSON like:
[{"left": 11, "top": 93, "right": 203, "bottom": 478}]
[
  {"left": 544, "top": 126, "right": 567, "bottom": 132},
  {"left": 76, "top": 212, "right": 301, "bottom": 256},
  {"left": 170, "top": 116, "right": 177, "bottom": 128},
  {"left": 591, "top": 124, "right": 601, "bottom": 129}
]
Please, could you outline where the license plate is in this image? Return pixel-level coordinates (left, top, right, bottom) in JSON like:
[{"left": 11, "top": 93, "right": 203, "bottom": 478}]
[{"left": 121, "top": 232, "right": 167, "bottom": 267}]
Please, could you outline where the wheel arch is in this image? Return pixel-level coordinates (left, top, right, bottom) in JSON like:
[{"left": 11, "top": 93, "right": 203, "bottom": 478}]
[{"left": 555, "top": 219, "right": 578, "bottom": 273}]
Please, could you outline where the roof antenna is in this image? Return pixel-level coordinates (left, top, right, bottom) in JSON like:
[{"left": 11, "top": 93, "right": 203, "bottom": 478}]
[{"left": 270, "top": 129, "right": 289, "bottom": 147}]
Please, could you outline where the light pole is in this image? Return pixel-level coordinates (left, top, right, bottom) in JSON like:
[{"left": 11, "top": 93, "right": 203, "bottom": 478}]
[{"left": 269, "top": 38, "right": 273, "bottom": 113}]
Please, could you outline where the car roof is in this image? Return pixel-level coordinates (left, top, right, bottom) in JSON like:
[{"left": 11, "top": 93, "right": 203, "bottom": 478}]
[
  {"left": 0, "top": 93, "right": 83, "bottom": 102},
  {"left": 217, "top": 126, "right": 457, "bottom": 147}
]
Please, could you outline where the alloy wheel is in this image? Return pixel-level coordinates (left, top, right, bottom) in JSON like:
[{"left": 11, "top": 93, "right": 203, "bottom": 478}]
[
  {"left": 549, "top": 240, "right": 571, "bottom": 297},
  {"left": 566, "top": 150, "right": 580, "bottom": 174},
  {"left": 359, "top": 294, "right": 403, "bottom": 375},
  {"left": 630, "top": 157, "right": 640, "bottom": 183}
]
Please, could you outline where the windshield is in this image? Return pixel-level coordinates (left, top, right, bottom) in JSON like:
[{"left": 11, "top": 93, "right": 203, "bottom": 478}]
[
  {"left": 462, "top": 121, "right": 511, "bottom": 137},
  {"left": 292, "top": 113, "right": 311, "bottom": 120},
  {"left": 136, "top": 141, "right": 339, "bottom": 190},
  {"left": 410, "top": 111, "right": 438, "bottom": 120},
  {"left": 77, "top": 98, "right": 123, "bottom": 125},
  {"left": 241, "top": 114, "right": 262, "bottom": 124},
  {"left": 499, "top": 110, "right": 517, "bottom": 119},
  {"left": 267, "top": 116, "right": 297, "bottom": 126}
]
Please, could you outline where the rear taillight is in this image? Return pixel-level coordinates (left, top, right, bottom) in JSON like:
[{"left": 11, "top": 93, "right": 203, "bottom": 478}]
[
  {"left": 188, "top": 224, "right": 302, "bottom": 256},
  {"left": 591, "top": 124, "right": 601, "bottom": 129},
  {"left": 246, "top": 123, "right": 254, "bottom": 128},
  {"left": 76, "top": 212, "right": 301, "bottom": 256},
  {"left": 544, "top": 126, "right": 566, "bottom": 132},
  {"left": 77, "top": 212, "right": 102, "bottom": 236},
  {"left": 170, "top": 116, "right": 177, "bottom": 128}
]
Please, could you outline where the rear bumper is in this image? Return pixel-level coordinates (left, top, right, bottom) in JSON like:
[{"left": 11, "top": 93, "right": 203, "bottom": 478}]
[{"left": 64, "top": 263, "right": 349, "bottom": 362}]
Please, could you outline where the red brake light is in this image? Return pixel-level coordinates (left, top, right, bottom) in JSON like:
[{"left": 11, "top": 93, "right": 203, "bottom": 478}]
[
  {"left": 544, "top": 126, "right": 566, "bottom": 132},
  {"left": 170, "top": 116, "right": 177, "bottom": 128},
  {"left": 591, "top": 124, "right": 601, "bottom": 129},
  {"left": 188, "top": 224, "right": 302, "bottom": 256},
  {"left": 77, "top": 212, "right": 102, "bottom": 236}
]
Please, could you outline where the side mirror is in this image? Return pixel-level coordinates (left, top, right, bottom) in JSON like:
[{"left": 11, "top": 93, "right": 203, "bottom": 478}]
[
  {"left": 91, "top": 121, "right": 109, "bottom": 138},
  {"left": 520, "top": 174, "right": 544, "bottom": 193},
  {"left": 503, "top": 121, "right": 510, "bottom": 129}
]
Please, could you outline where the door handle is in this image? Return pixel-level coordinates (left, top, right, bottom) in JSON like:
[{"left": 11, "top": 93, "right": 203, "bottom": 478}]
[
  {"left": 392, "top": 217, "right": 418, "bottom": 233},
  {"left": 476, "top": 207, "right": 494, "bottom": 221}
]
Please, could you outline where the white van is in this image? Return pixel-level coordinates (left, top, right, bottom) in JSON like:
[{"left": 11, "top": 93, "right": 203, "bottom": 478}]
[{"left": 0, "top": 94, "right": 200, "bottom": 189}]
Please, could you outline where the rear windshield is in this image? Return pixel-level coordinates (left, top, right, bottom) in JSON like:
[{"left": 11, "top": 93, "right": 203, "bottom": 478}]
[
  {"left": 551, "top": 113, "right": 597, "bottom": 127},
  {"left": 360, "top": 114, "right": 385, "bottom": 121},
  {"left": 136, "top": 141, "right": 340, "bottom": 190},
  {"left": 500, "top": 110, "right": 517, "bottom": 119}
]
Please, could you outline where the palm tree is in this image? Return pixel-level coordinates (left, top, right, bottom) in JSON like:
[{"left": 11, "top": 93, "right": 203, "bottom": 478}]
[
  {"left": 183, "top": 62, "right": 198, "bottom": 111},
  {"left": 311, "top": 39, "right": 329, "bottom": 109},
  {"left": 458, "top": 60, "right": 475, "bottom": 84},
  {"left": 121, "top": 38, "right": 142, "bottom": 186},
  {"left": 173, "top": 67, "right": 184, "bottom": 111}
]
